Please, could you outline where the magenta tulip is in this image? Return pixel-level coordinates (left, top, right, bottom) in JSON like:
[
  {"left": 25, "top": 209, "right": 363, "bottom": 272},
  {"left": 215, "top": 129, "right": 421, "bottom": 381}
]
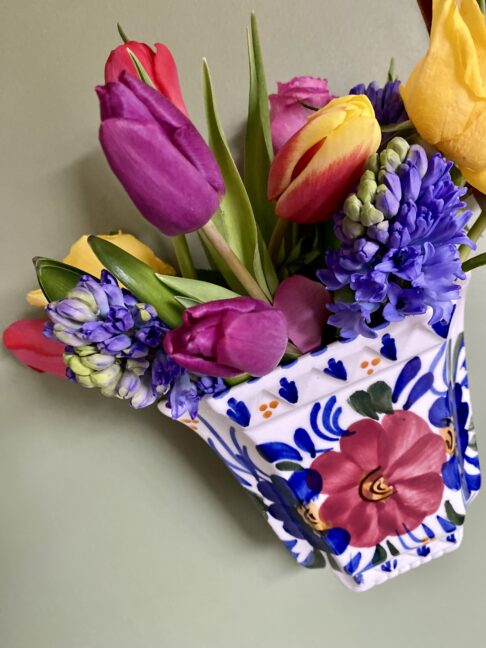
[
  {"left": 269, "top": 76, "right": 335, "bottom": 152},
  {"left": 97, "top": 72, "right": 224, "bottom": 237},
  {"left": 163, "top": 297, "right": 288, "bottom": 377},
  {"left": 273, "top": 275, "right": 331, "bottom": 353}
]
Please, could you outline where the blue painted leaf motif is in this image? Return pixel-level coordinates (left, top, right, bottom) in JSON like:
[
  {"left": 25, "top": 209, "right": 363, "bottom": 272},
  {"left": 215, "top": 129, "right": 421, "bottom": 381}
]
[
  {"left": 353, "top": 573, "right": 364, "bottom": 585},
  {"left": 392, "top": 356, "right": 421, "bottom": 403},
  {"left": 324, "top": 358, "right": 347, "bottom": 380},
  {"left": 256, "top": 442, "right": 302, "bottom": 463},
  {"left": 226, "top": 398, "right": 251, "bottom": 427},
  {"left": 446, "top": 534, "right": 457, "bottom": 543},
  {"left": 279, "top": 377, "right": 299, "bottom": 403},
  {"left": 442, "top": 456, "right": 462, "bottom": 490},
  {"left": 429, "top": 396, "right": 450, "bottom": 427},
  {"left": 381, "top": 559, "right": 398, "bottom": 572},
  {"left": 380, "top": 333, "right": 397, "bottom": 361},
  {"left": 466, "top": 472, "right": 481, "bottom": 493},
  {"left": 422, "top": 523, "right": 435, "bottom": 539},
  {"left": 344, "top": 552, "right": 362, "bottom": 574},
  {"left": 288, "top": 469, "right": 322, "bottom": 503},
  {"left": 437, "top": 515, "right": 456, "bottom": 533},
  {"left": 294, "top": 428, "right": 316, "bottom": 457},
  {"left": 403, "top": 372, "right": 434, "bottom": 409},
  {"left": 416, "top": 545, "right": 431, "bottom": 557},
  {"left": 325, "top": 528, "right": 351, "bottom": 555},
  {"left": 432, "top": 307, "right": 455, "bottom": 339}
]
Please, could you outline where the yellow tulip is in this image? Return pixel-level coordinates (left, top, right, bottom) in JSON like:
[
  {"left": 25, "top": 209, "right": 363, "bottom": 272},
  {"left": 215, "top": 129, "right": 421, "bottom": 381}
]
[
  {"left": 27, "top": 231, "right": 175, "bottom": 307},
  {"left": 401, "top": 0, "right": 486, "bottom": 191}
]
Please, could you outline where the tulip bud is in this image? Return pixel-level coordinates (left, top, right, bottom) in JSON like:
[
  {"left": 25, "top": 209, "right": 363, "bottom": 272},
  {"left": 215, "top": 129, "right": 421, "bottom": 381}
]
[
  {"left": 97, "top": 73, "right": 225, "bottom": 237},
  {"left": 163, "top": 297, "right": 288, "bottom": 377},
  {"left": 268, "top": 95, "right": 381, "bottom": 224}
]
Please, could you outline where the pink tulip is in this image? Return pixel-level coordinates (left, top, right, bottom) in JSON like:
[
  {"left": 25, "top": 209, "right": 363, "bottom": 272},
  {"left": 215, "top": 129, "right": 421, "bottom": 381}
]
[
  {"left": 269, "top": 76, "right": 335, "bottom": 152},
  {"left": 3, "top": 319, "right": 66, "bottom": 378},
  {"left": 163, "top": 297, "right": 288, "bottom": 377},
  {"left": 273, "top": 276, "right": 331, "bottom": 353}
]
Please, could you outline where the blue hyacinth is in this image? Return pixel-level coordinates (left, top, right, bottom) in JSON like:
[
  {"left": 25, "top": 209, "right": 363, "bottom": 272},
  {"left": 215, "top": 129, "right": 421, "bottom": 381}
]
[
  {"left": 318, "top": 137, "right": 474, "bottom": 340},
  {"left": 44, "top": 270, "right": 199, "bottom": 417},
  {"left": 350, "top": 80, "right": 407, "bottom": 126}
]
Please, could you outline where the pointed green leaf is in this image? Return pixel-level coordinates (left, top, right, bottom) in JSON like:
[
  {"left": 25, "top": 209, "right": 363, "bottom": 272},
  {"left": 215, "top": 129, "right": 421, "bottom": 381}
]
[
  {"left": 201, "top": 59, "right": 278, "bottom": 299},
  {"left": 275, "top": 461, "right": 305, "bottom": 472},
  {"left": 368, "top": 381, "right": 394, "bottom": 414},
  {"left": 445, "top": 500, "right": 465, "bottom": 526},
  {"left": 88, "top": 236, "right": 182, "bottom": 327},
  {"left": 303, "top": 549, "right": 326, "bottom": 569},
  {"left": 348, "top": 390, "right": 379, "bottom": 420},
  {"left": 156, "top": 274, "right": 240, "bottom": 302},
  {"left": 127, "top": 49, "right": 156, "bottom": 88},
  {"left": 173, "top": 296, "right": 200, "bottom": 309},
  {"left": 34, "top": 258, "right": 85, "bottom": 302},
  {"left": 386, "top": 540, "right": 400, "bottom": 556},
  {"left": 370, "top": 543, "right": 387, "bottom": 566},
  {"left": 117, "top": 23, "right": 129, "bottom": 43},
  {"left": 244, "top": 13, "right": 277, "bottom": 243}
]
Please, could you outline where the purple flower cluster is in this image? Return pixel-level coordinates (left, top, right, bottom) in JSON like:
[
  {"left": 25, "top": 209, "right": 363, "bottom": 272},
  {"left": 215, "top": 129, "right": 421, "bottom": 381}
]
[
  {"left": 44, "top": 270, "right": 221, "bottom": 417},
  {"left": 318, "top": 139, "right": 474, "bottom": 339},
  {"left": 350, "top": 80, "right": 407, "bottom": 126}
]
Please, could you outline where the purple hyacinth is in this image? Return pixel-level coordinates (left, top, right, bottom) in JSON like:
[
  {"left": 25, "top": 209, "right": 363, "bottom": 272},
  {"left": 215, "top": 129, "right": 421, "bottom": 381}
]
[
  {"left": 318, "top": 137, "right": 474, "bottom": 340},
  {"left": 350, "top": 80, "right": 407, "bottom": 126},
  {"left": 44, "top": 270, "right": 200, "bottom": 418}
]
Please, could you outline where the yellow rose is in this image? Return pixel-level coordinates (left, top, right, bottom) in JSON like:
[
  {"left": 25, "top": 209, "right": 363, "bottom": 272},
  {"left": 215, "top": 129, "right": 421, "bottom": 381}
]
[
  {"left": 401, "top": 0, "right": 486, "bottom": 191},
  {"left": 27, "top": 231, "right": 175, "bottom": 307}
]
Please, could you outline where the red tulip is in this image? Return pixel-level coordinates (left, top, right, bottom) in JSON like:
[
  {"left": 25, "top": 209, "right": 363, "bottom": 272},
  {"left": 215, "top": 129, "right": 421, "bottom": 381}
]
[
  {"left": 268, "top": 95, "right": 381, "bottom": 224},
  {"left": 104, "top": 41, "right": 188, "bottom": 116},
  {"left": 3, "top": 319, "right": 66, "bottom": 379}
]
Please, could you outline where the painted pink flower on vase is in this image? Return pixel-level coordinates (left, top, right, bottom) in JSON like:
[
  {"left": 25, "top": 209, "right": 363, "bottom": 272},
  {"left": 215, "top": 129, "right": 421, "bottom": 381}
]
[
  {"left": 269, "top": 76, "right": 335, "bottom": 152},
  {"left": 310, "top": 410, "right": 446, "bottom": 547}
]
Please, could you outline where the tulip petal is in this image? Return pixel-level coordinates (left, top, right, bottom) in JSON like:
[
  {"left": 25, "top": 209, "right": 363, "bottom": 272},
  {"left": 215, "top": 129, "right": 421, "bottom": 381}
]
[
  {"left": 273, "top": 275, "right": 330, "bottom": 353},
  {"left": 3, "top": 319, "right": 66, "bottom": 378},
  {"left": 104, "top": 42, "right": 156, "bottom": 85},
  {"left": 153, "top": 43, "right": 188, "bottom": 116},
  {"left": 461, "top": 165, "right": 486, "bottom": 193},
  {"left": 99, "top": 118, "right": 220, "bottom": 236},
  {"left": 275, "top": 112, "right": 380, "bottom": 223}
]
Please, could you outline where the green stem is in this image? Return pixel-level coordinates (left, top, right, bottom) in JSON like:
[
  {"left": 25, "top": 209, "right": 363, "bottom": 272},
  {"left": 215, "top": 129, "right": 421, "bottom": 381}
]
[
  {"left": 462, "top": 252, "right": 486, "bottom": 273},
  {"left": 460, "top": 210, "right": 486, "bottom": 261},
  {"left": 479, "top": 0, "right": 486, "bottom": 17},
  {"left": 172, "top": 235, "right": 197, "bottom": 279},
  {"left": 201, "top": 220, "right": 271, "bottom": 303},
  {"left": 268, "top": 218, "right": 290, "bottom": 265}
]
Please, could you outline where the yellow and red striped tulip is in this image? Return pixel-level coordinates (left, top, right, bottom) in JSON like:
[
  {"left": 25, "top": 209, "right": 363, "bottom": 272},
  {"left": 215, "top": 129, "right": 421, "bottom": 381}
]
[
  {"left": 401, "top": 0, "right": 486, "bottom": 192},
  {"left": 267, "top": 95, "right": 381, "bottom": 224}
]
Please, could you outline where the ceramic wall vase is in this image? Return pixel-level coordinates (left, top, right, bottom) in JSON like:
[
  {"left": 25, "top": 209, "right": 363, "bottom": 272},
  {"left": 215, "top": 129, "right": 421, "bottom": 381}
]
[{"left": 159, "top": 289, "right": 481, "bottom": 591}]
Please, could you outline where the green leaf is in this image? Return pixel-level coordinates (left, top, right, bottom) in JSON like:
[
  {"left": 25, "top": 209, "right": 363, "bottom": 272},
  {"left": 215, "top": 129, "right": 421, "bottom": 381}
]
[
  {"left": 348, "top": 390, "right": 379, "bottom": 420},
  {"left": 173, "top": 296, "right": 200, "bottom": 309},
  {"left": 156, "top": 274, "right": 240, "bottom": 303},
  {"left": 303, "top": 550, "right": 326, "bottom": 569},
  {"left": 127, "top": 49, "right": 156, "bottom": 88},
  {"left": 386, "top": 540, "right": 400, "bottom": 557},
  {"left": 244, "top": 13, "right": 276, "bottom": 243},
  {"left": 462, "top": 252, "right": 486, "bottom": 273},
  {"left": 452, "top": 332, "right": 465, "bottom": 381},
  {"left": 370, "top": 544, "right": 387, "bottom": 566},
  {"left": 275, "top": 461, "right": 305, "bottom": 472},
  {"left": 34, "top": 258, "right": 85, "bottom": 302},
  {"left": 117, "top": 23, "right": 129, "bottom": 43},
  {"left": 88, "top": 236, "right": 182, "bottom": 328},
  {"left": 368, "top": 381, "right": 394, "bottom": 415},
  {"left": 387, "top": 57, "right": 396, "bottom": 82},
  {"left": 201, "top": 59, "right": 278, "bottom": 299},
  {"left": 445, "top": 500, "right": 465, "bottom": 526}
]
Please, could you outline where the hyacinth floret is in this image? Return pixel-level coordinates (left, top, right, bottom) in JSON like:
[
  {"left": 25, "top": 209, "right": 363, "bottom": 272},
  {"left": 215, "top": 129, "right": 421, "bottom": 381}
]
[
  {"left": 44, "top": 270, "right": 200, "bottom": 416},
  {"left": 318, "top": 137, "right": 474, "bottom": 339}
]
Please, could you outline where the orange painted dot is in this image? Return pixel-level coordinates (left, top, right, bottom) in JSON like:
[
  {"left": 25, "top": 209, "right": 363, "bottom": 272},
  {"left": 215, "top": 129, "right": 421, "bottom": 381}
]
[
  {"left": 190, "top": 425, "right": 198, "bottom": 431},
  {"left": 371, "top": 358, "right": 381, "bottom": 366},
  {"left": 367, "top": 369, "right": 374, "bottom": 375},
  {"left": 263, "top": 411, "right": 273, "bottom": 419},
  {"left": 269, "top": 400, "right": 279, "bottom": 409},
  {"left": 259, "top": 404, "right": 268, "bottom": 411}
]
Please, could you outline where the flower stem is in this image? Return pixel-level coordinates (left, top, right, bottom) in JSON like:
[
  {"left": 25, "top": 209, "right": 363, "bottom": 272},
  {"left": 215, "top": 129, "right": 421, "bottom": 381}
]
[
  {"left": 460, "top": 210, "right": 486, "bottom": 261},
  {"left": 172, "top": 235, "right": 197, "bottom": 279},
  {"left": 201, "top": 220, "right": 271, "bottom": 302},
  {"left": 268, "top": 218, "right": 290, "bottom": 265}
]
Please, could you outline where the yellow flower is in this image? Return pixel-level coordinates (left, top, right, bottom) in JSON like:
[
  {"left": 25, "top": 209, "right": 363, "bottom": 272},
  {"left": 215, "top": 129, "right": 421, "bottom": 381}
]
[
  {"left": 27, "top": 231, "right": 175, "bottom": 307},
  {"left": 401, "top": 0, "right": 486, "bottom": 192}
]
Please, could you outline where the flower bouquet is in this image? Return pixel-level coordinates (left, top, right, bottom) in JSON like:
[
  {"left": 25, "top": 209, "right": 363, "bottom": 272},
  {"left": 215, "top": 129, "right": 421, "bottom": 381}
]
[{"left": 4, "top": 0, "right": 486, "bottom": 591}]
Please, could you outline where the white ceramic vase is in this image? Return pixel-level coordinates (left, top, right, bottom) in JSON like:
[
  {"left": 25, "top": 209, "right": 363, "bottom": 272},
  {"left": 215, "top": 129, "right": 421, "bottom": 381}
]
[{"left": 159, "top": 289, "right": 481, "bottom": 591}]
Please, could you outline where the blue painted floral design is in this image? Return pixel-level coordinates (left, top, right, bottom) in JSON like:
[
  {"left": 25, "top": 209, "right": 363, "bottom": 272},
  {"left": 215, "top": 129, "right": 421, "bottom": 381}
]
[
  {"left": 279, "top": 377, "right": 299, "bottom": 403},
  {"left": 226, "top": 398, "right": 251, "bottom": 427},
  {"left": 324, "top": 358, "right": 347, "bottom": 380}
]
